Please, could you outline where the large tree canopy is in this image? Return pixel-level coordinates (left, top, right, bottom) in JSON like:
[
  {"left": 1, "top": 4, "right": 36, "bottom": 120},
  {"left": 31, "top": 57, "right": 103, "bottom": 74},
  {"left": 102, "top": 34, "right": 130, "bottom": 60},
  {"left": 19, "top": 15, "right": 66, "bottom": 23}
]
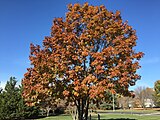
[{"left": 22, "top": 3, "right": 143, "bottom": 120}]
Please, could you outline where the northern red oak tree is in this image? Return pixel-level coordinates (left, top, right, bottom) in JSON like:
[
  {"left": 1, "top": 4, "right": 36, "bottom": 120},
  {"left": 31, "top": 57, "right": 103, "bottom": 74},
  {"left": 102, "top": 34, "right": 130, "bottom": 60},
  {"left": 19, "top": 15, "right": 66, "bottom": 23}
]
[{"left": 22, "top": 3, "right": 143, "bottom": 120}]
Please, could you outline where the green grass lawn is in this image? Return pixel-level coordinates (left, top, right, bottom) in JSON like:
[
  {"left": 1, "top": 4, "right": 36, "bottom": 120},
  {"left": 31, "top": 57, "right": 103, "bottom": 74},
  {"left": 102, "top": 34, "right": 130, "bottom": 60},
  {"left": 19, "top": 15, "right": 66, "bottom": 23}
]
[
  {"left": 37, "top": 113, "right": 160, "bottom": 120},
  {"left": 37, "top": 114, "right": 72, "bottom": 120},
  {"left": 92, "top": 114, "right": 160, "bottom": 120}
]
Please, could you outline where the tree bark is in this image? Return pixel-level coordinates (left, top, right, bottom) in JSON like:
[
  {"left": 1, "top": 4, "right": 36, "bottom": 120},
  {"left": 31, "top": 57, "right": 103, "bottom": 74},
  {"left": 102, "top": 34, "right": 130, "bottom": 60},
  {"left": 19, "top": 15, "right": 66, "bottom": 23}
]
[
  {"left": 77, "top": 99, "right": 82, "bottom": 120},
  {"left": 84, "top": 98, "right": 89, "bottom": 120},
  {"left": 75, "top": 97, "right": 89, "bottom": 120}
]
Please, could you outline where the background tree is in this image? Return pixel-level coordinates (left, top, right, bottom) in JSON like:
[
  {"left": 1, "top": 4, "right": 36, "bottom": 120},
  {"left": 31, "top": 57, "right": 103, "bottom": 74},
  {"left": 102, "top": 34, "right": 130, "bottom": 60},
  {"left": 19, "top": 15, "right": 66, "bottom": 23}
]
[
  {"left": 144, "top": 87, "right": 155, "bottom": 108},
  {"left": 154, "top": 80, "right": 160, "bottom": 107},
  {"left": 134, "top": 86, "right": 146, "bottom": 108},
  {"left": 134, "top": 86, "right": 155, "bottom": 108},
  {"left": 22, "top": 3, "right": 143, "bottom": 120},
  {"left": 89, "top": 90, "right": 115, "bottom": 110},
  {"left": 117, "top": 96, "right": 132, "bottom": 109},
  {"left": 0, "top": 77, "right": 21, "bottom": 119},
  {"left": 0, "top": 77, "right": 40, "bottom": 120}
]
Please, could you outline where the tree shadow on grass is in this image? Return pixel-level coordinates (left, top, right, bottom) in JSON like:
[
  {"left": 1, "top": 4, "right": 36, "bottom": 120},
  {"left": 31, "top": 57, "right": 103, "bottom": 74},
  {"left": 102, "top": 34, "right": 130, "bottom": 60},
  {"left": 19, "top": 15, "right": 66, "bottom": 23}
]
[
  {"left": 91, "top": 117, "right": 136, "bottom": 120},
  {"left": 92, "top": 118, "right": 137, "bottom": 120}
]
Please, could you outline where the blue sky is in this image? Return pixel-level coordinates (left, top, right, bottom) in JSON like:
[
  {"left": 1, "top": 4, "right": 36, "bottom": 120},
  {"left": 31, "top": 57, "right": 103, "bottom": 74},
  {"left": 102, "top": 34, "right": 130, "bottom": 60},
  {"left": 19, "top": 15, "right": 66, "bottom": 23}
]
[{"left": 0, "top": 0, "right": 160, "bottom": 90}]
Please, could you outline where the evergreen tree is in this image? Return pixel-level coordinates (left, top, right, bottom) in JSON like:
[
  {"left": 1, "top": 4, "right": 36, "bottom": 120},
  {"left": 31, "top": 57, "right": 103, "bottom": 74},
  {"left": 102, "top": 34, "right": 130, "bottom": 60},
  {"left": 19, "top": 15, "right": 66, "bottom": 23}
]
[
  {"left": 0, "top": 77, "right": 40, "bottom": 120},
  {"left": 0, "top": 77, "right": 20, "bottom": 119}
]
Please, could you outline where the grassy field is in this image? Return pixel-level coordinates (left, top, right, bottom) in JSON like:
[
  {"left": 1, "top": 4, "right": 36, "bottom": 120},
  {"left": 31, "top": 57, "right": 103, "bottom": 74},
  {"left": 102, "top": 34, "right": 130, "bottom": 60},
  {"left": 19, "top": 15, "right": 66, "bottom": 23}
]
[
  {"left": 37, "top": 108, "right": 160, "bottom": 120},
  {"left": 92, "top": 114, "right": 160, "bottom": 120},
  {"left": 37, "top": 114, "right": 72, "bottom": 120},
  {"left": 37, "top": 113, "right": 160, "bottom": 120}
]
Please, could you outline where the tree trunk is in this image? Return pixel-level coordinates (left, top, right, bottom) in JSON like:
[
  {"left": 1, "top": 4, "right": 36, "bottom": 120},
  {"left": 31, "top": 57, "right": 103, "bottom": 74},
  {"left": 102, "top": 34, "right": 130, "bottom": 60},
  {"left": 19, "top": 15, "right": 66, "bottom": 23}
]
[
  {"left": 46, "top": 107, "right": 50, "bottom": 116},
  {"left": 71, "top": 106, "right": 78, "bottom": 120},
  {"left": 77, "top": 99, "right": 82, "bottom": 120},
  {"left": 76, "top": 97, "right": 89, "bottom": 120},
  {"left": 84, "top": 98, "right": 89, "bottom": 120}
]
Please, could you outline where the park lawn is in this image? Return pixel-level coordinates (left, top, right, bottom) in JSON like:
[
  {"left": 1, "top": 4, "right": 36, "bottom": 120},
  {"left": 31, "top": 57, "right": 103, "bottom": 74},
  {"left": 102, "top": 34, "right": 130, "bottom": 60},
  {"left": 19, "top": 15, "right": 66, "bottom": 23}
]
[
  {"left": 94, "top": 114, "right": 160, "bottom": 120},
  {"left": 37, "top": 113, "right": 160, "bottom": 120},
  {"left": 37, "top": 114, "right": 72, "bottom": 120}
]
